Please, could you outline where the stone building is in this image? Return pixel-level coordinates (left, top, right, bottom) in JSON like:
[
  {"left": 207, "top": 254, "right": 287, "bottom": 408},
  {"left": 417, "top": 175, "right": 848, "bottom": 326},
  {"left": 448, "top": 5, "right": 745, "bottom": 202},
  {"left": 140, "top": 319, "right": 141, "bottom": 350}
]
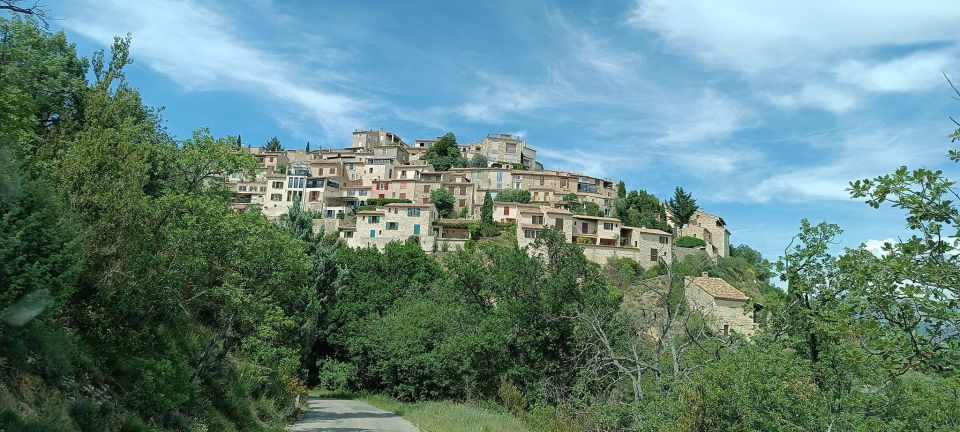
[
  {"left": 677, "top": 209, "right": 731, "bottom": 258},
  {"left": 683, "top": 273, "right": 756, "bottom": 337},
  {"left": 342, "top": 203, "right": 436, "bottom": 251}
]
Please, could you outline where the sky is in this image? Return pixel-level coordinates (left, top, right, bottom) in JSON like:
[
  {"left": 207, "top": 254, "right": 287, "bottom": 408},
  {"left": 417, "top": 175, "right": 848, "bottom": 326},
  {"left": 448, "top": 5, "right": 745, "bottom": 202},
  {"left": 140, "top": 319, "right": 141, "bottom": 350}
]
[{"left": 41, "top": 0, "right": 960, "bottom": 262}]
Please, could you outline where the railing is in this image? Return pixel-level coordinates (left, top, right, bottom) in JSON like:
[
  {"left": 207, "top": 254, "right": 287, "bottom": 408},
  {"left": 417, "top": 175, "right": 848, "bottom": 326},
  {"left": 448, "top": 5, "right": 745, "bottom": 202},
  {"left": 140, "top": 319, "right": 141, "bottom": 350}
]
[{"left": 573, "top": 226, "right": 597, "bottom": 236}]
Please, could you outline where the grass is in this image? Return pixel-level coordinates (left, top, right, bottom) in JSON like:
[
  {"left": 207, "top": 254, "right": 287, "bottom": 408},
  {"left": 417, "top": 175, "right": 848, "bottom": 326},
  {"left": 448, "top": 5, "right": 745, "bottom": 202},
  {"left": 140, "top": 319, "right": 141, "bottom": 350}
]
[{"left": 308, "top": 390, "right": 531, "bottom": 432}]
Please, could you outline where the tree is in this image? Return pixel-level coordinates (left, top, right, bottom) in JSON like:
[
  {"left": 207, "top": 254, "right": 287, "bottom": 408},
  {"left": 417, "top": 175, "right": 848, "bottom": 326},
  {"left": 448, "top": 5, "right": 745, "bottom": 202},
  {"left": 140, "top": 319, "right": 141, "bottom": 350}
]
[
  {"left": 423, "top": 132, "right": 466, "bottom": 171},
  {"left": 616, "top": 181, "right": 626, "bottom": 199},
  {"left": 305, "top": 141, "right": 311, "bottom": 152},
  {"left": 481, "top": 192, "right": 494, "bottom": 225},
  {"left": 265, "top": 135, "right": 282, "bottom": 151},
  {"left": 666, "top": 187, "right": 698, "bottom": 230},
  {"left": 431, "top": 187, "right": 455, "bottom": 218},
  {"left": 467, "top": 153, "right": 489, "bottom": 168}
]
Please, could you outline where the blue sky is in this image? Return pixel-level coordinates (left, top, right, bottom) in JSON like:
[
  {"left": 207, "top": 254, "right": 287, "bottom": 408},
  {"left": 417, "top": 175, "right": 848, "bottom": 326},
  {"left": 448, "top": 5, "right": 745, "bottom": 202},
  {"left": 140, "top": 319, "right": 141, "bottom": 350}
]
[{"left": 45, "top": 0, "right": 960, "bottom": 262}]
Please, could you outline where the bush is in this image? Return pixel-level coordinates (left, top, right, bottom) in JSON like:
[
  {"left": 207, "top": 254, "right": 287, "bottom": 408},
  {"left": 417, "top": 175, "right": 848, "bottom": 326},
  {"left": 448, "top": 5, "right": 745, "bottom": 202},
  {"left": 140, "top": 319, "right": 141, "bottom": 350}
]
[
  {"left": 676, "top": 236, "right": 706, "bottom": 248},
  {"left": 366, "top": 198, "right": 413, "bottom": 206},
  {"left": 575, "top": 237, "right": 594, "bottom": 245},
  {"left": 494, "top": 189, "right": 531, "bottom": 203},
  {"left": 318, "top": 359, "right": 358, "bottom": 392}
]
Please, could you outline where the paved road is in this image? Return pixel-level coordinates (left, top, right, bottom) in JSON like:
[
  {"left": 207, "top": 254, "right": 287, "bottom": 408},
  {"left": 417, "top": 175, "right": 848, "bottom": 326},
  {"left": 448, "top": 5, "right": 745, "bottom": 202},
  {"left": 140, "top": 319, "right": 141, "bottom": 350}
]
[{"left": 288, "top": 397, "right": 419, "bottom": 432}]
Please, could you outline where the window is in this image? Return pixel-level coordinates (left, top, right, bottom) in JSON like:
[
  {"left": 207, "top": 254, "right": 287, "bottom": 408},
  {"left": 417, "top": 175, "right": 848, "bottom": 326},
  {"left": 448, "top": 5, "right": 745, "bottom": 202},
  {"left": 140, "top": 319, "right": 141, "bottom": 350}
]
[
  {"left": 413, "top": 224, "right": 421, "bottom": 235},
  {"left": 561, "top": 179, "right": 568, "bottom": 188},
  {"left": 270, "top": 194, "right": 282, "bottom": 202},
  {"left": 329, "top": 167, "right": 336, "bottom": 174},
  {"left": 359, "top": 190, "right": 368, "bottom": 196},
  {"left": 555, "top": 219, "right": 563, "bottom": 229},
  {"left": 407, "top": 208, "right": 421, "bottom": 217},
  {"left": 268, "top": 157, "right": 274, "bottom": 163},
  {"left": 603, "top": 222, "right": 614, "bottom": 230},
  {"left": 399, "top": 193, "right": 407, "bottom": 199},
  {"left": 650, "top": 248, "right": 658, "bottom": 262},
  {"left": 272, "top": 181, "right": 284, "bottom": 189},
  {"left": 423, "top": 185, "right": 430, "bottom": 193},
  {"left": 369, "top": 230, "right": 376, "bottom": 238},
  {"left": 504, "top": 206, "right": 510, "bottom": 215},
  {"left": 459, "top": 185, "right": 466, "bottom": 195},
  {"left": 386, "top": 222, "right": 399, "bottom": 230},
  {"left": 344, "top": 231, "right": 353, "bottom": 238},
  {"left": 539, "top": 175, "right": 544, "bottom": 185},
  {"left": 368, "top": 216, "right": 380, "bottom": 223},
  {"left": 325, "top": 210, "right": 334, "bottom": 218},
  {"left": 260, "top": 186, "right": 266, "bottom": 192},
  {"left": 659, "top": 236, "right": 669, "bottom": 244},
  {"left": 505, "top": 143, "right": 517, "bottom": 153},
  {"left": 524, "top": 229, "right": 538, "bottom": 239},
  {"left": 309, "top": 191, "right": 320, "bottom": 202},
  {"left": 458, "top": 199, "right": 466, "bottom": 207},
  {"left": 532, "top": 215, "right": 544, "bottom": 225},
  {"left": 238, "top": 185, "right": 247, "bottom": 191},
  {"left": 378, "top": 193, "right": 385, "bottom": 199},
  {"left": 723, "top": 324, "right": 730, "bottom": 337}
]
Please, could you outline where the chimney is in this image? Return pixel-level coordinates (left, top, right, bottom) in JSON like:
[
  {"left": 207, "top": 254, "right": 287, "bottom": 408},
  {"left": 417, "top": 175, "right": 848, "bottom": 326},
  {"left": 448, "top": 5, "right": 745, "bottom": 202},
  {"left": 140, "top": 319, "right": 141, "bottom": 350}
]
[{"left": 701, "top": 271, "right": 709, "bottom": 278}]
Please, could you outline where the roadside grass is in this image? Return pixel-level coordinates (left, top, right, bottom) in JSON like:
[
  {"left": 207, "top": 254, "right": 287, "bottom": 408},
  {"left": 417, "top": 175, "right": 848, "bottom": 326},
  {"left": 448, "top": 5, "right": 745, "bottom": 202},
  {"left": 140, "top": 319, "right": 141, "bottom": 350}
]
[{"left": 308, "top": 390, "right": 531, "bottom": 432}]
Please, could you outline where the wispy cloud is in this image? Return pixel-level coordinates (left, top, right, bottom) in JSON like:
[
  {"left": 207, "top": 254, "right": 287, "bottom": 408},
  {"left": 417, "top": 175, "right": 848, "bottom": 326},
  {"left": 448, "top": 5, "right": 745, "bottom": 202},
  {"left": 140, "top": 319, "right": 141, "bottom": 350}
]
[
  {"left": 61, "top": 0, "right": 366, "bottom": 141},
  {"left": 627, "top": 0, "right": 960, "bottom": 113}
]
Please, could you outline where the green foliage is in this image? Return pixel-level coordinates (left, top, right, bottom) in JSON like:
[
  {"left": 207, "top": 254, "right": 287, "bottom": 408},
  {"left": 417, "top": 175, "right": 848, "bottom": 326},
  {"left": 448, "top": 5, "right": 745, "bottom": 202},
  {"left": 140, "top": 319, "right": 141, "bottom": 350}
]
[
  {"left": 560, "top": 194, "right": 604, "bottom": 217},
  {"left": 675, "top": 236, "right": 706, "bottom": 248},
  {"left": 431, "top": 187, "right": 455, "bottom": 218},
  {"left": 265, "top": 136, "right": 282, "bottom": 151},
  {"left": 467, "top": 153, "right": 489, "bottom": 167},
  {"left": 665, "top": 186, "right": 698, "bottom": 229},
  {"left": 613, "top": 188, "right": 672, "bottom": 232},
  {"left": 423, "top": 132, "right": 466, "bottom": 171},
  {"left": 494, "top": 189, "right": 531, "bottom": 203},
  {"left": 317, "top": 359, "right": 358, "bottom": 392},
  {"left": 481, "top": 192, "right": 494, "bottom": 225},
  {"left": 365, "top": 197, "right": 413, "bottom": 206}
]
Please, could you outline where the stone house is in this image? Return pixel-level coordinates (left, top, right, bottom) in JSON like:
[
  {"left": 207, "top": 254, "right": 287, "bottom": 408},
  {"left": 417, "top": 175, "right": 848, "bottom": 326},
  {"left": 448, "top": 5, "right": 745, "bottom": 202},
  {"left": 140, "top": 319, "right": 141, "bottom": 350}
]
[
  {"left": 683, "top": 273, "right": 756, "bottom": 337},
  {"left": 677, "top": 209, "right": 731, "bottom": 258},
  {"left": 342, "top": 203, "right": 436, "bottom": 251}
]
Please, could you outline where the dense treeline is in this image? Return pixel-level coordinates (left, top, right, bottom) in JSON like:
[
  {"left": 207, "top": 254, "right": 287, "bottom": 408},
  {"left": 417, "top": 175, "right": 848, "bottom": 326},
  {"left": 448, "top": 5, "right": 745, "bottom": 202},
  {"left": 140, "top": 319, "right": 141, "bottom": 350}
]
[
  {"left": 1, "top": 17, "right": 318, "bottom": 430},
  {"left": 3, "top": 15, "right": 960, "bottom": 432}
]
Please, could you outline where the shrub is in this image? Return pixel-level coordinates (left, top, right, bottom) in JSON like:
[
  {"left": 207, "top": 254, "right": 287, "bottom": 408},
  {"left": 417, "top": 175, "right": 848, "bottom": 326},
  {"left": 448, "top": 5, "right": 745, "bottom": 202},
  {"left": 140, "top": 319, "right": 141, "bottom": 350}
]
[
  {"left": 315, "top": 358, "right": 354, "bottom": 390},
  {"left": 494, "top": 189, "right": 531, "bottom": 203},
  {"left": 498, "top": 378, "right": 526, "bottom": 418},
  {"left": 676, "top": 236, "right": 706, "bottom": 248},
  {"left": 366, "top": 198, "right": 412, "bottom": 206},
  {"left": 575, "top": 237, "right": 594, "bottom": 245}
]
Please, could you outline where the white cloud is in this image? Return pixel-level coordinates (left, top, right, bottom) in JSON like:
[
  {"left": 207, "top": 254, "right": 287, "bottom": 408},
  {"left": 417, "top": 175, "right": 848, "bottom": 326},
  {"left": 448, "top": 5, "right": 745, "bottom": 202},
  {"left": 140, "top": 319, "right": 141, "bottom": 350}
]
[
  {"left": 627, "top": 0, "right": 960, "bottom": 74},
  {"left": 764, "top": 84, "right": 860, "bottom": 114},
  {"left": 61, "top": 0, "right": 365, "bottom": 140},
  {"left": 654, "top": 89, "right": 753, "bottom": 144},
  {"left": 863, "top": 238, "right": 895, "bottom": 256},
  {"left": 457, "top": 71, "right": 570, "bottom": 123},
  {"left": 627, "top": 0, "right": 960, "bottom": 113},
  {"left": 737, "top": 127, "right": 944, "bottom": 203},
  {"left": 835, "top": 49, "right": 960, "bottom": 93}
]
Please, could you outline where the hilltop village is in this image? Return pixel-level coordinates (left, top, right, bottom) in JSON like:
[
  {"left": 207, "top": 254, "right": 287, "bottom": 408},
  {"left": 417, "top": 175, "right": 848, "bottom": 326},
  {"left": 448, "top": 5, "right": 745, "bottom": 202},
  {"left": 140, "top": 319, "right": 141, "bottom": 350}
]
[{"left": 228, "top": 129, "right": 731, "bottom": 267}]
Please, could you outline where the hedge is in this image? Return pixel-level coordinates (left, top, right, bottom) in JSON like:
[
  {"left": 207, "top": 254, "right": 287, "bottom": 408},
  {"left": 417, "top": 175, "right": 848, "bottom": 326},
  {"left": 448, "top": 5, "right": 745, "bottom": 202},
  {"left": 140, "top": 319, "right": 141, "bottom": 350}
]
[{"left": 676, "top": 236, "right": 707, "bottom": 248}]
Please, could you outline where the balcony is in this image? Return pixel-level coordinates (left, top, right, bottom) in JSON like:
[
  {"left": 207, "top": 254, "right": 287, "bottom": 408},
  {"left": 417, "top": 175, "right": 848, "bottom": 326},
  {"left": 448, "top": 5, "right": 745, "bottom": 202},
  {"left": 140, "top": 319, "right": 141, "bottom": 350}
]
[{"left": 573, "top": 225, "right": 597, "bottom": 236}]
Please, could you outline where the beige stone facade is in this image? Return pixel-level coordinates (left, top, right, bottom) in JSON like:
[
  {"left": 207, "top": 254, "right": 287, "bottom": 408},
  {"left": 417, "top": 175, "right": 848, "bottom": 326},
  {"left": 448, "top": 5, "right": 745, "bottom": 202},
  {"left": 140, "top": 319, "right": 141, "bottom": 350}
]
[
  {"left": 343, "top": 203, "right": 436, "bottom": 251},
  {"left": 677, "top": 209, "right": 731, "bottom": 258},
  {"left": 683, "top": 273, "right": 756, "bottom": 337},
  {"left": 227, "top": 128, "right": 732, "bottom": 266}
]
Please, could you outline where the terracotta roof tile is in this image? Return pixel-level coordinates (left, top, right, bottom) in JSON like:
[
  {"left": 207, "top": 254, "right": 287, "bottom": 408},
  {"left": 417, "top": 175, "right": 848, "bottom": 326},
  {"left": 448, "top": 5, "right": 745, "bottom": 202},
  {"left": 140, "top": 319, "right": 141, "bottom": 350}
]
[{"left": 690, "top": 276, "right": 749, "bottom": 301}]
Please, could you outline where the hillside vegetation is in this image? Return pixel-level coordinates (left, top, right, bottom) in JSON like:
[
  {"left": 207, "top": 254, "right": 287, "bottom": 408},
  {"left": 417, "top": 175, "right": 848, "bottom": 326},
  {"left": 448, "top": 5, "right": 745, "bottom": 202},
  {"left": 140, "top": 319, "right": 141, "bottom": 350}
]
[{"left": 2, "top": 14, "right": 960, "bottom": 432}]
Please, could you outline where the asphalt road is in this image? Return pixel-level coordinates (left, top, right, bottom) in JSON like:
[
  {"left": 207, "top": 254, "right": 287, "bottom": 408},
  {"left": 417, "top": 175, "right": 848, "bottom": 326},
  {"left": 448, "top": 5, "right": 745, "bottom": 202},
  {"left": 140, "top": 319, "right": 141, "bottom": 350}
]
[{"left": 288, "top": 397, "right": 419, "bottom": 432}]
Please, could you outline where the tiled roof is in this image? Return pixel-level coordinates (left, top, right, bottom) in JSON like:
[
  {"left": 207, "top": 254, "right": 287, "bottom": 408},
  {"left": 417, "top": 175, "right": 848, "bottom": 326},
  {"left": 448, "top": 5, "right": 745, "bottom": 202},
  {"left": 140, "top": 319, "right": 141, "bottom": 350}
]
[{"left": 690, "top": 276, "right": 749, "bottom": 301}]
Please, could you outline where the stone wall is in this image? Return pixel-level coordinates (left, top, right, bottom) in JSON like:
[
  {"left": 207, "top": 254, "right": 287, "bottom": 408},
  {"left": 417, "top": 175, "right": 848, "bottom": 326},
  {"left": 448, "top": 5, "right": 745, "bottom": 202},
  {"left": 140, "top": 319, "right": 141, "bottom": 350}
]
[{"left": 581, "top": 244, "right": 647, "bottom": 267}]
